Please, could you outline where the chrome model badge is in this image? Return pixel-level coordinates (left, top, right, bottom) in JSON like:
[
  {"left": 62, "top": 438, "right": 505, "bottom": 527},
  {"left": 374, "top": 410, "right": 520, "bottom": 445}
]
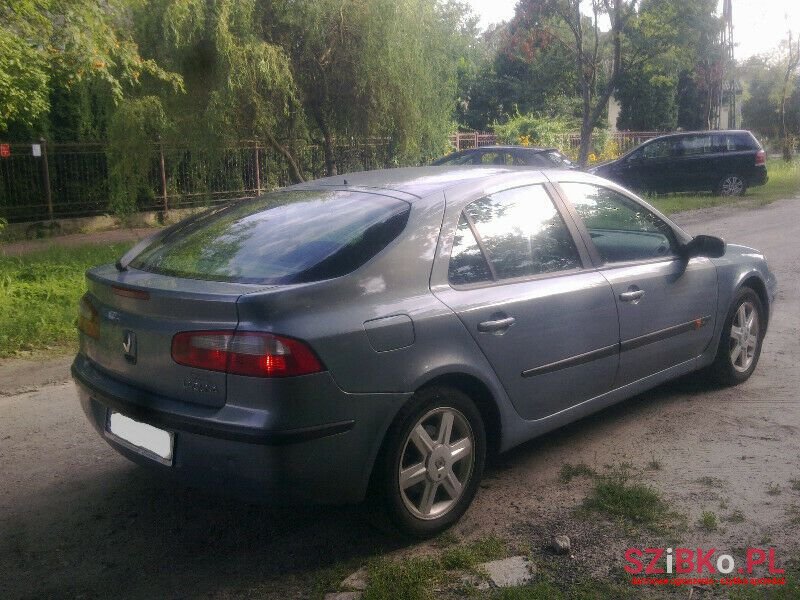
[{"left": 122, "top": 330, "right": 137, "bottom": 364}]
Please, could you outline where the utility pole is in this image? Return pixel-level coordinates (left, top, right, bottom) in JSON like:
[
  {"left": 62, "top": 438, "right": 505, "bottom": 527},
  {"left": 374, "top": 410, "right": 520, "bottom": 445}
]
[{"left": 722, "top": 0, "right": 736, "bottom": 129}]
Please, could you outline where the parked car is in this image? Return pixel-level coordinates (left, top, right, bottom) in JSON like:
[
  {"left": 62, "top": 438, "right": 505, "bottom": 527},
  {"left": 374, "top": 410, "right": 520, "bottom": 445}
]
[
  {"left": 433, "top": 145, "right": 576, "bottom": 169},
  {"left": 73, "top": 166, "right": 775, "bottom": 537},
  {"left": 590, "top": 130, "right": 767, "bottom": 196}
]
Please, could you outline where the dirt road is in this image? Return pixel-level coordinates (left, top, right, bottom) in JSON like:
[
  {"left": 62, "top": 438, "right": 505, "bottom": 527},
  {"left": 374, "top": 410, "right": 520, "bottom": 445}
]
[{"left": 1, "top": 198, "right": 799, "bottom": 598}]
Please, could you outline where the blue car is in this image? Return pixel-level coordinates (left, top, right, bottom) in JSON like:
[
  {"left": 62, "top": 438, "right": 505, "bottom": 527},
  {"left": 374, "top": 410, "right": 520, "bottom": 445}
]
[{"left": 73, "top": 166, "right": 776, "bottom": 537}]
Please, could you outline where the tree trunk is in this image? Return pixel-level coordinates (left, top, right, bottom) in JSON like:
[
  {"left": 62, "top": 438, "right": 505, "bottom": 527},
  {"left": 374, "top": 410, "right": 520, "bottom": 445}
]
[
  {"left": 321, "top": 127, "right": 337, "bottom": 177},
  {"left": 265, "top": 131, "right": 305, "bottom": 183}
]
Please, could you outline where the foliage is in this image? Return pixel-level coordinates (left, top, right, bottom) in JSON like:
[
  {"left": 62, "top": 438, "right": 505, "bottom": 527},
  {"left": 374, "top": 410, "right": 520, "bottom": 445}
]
[
  {"left": 0, "top": 0, "right": 181, "bottom": 136},
  {"left": 616, "top": 0, "right": 723, "bottom": 131},
  {"left": 0, "top": 242, "right": 132, "bottom": 357},
  {"left": 107, "top": 96, "right": 172, "bottom": 215},
  {"left": 493, "top": 112, "right": 579, "bottom": 147}
]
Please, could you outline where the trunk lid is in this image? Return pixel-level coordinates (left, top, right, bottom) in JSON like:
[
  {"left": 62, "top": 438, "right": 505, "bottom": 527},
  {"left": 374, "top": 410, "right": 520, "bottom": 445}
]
[{"left": 81, "top": 265, "right": 271, "bottom": 407}]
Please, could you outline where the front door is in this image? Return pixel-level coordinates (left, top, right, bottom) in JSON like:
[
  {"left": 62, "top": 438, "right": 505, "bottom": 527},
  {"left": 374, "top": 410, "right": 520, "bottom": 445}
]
[
  {"left": 433, "top": 184, "right": 620, "bottom": 421},
  {"left": 557, "top": 182, "right": 717, "bottom": 386}
]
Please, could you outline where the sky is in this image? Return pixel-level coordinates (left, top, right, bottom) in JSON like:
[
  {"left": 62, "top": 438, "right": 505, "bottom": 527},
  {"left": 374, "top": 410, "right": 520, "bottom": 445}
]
[{"left": 464, "top": 0, "right": 800, "bottom": 59}]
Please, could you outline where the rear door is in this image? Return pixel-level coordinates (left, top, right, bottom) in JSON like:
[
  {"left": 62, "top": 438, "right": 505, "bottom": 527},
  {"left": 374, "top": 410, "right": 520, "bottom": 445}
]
[
  {"left": 432, "top": 183, "right": 620, "bottom": 421},
  {"left": 556, "top": 182, "right": 717, "bottom": 385}
]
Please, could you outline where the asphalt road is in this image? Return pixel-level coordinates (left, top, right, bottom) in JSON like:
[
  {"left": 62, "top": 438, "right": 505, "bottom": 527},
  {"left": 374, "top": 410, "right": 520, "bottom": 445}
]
[{"left": 1, "top": 198, "right": 799, "bottom": 599}]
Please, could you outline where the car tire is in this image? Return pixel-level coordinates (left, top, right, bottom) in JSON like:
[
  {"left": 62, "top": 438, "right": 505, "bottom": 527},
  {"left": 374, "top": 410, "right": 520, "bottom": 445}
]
[
  {"left": 716, "top": 174, "right": 747, "bottom": 196},
  {"left": 710, "top": 288, "right": 765, "bottom": 386},
  {"left": 373, "top": 386, "right": 486, "bottom": 538}
]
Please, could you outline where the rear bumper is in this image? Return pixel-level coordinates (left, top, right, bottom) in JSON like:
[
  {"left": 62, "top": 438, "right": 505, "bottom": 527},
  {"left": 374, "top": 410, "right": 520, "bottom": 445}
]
[
  {"left": 749, "top": 166, "right": 768, "bottom": 187},
  {"left": 72, "top": 354, "right": 409, "bottom": 504}
]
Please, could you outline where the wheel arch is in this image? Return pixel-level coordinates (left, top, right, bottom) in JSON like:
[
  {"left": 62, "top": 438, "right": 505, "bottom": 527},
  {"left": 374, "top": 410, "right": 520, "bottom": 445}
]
[
  {"left": 366, "top": 370, "right": 504, "bottom": 499},
  {"left": 737, "top": 274, "right": 770, "bottom": 328},
  {"left": 415, "top": 372, "right": 502, "bottom": 459}
]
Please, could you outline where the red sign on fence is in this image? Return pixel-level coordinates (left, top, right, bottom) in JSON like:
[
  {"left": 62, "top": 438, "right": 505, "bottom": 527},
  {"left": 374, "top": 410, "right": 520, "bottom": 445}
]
[{"left": 0, "top": 143, "right": 10, "bottom": 158}]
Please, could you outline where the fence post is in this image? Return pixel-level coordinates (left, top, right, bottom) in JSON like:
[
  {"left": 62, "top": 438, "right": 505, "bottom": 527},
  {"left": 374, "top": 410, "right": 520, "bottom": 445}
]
[
  {"left": 158, "top": 138, "right": 168, "bottom": 216},
  {"left": 40, "top": 138, "right": 53, "bottom": 221},
  {"left": 254, "top": 141, "right": 261, "bottom": 196}
]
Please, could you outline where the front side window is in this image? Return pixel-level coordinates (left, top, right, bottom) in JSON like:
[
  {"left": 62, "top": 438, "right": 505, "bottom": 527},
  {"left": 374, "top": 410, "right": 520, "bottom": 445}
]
[
  {"left": 130, "top": 190, "right": 410, "bottom": 284},
  {"left": 641, "top": 139, "right": 672, "bottom": 159},
  {"left": 560, "top": 183, "right": 678, "bottom": 263},
  {"left": 448, "top": 185, "right": 581, "bottom": 285}
]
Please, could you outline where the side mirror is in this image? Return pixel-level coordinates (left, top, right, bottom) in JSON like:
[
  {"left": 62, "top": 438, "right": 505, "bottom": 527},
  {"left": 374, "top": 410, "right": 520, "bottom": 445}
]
[{"left": 683, "top": 234, "right": 726, "bottom": 259}]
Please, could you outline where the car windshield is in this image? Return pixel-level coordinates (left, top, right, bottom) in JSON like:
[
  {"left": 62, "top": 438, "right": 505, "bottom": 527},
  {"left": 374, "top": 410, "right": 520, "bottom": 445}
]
[{"left": 129, "top": 190, "right": 410, "bottom": 284}]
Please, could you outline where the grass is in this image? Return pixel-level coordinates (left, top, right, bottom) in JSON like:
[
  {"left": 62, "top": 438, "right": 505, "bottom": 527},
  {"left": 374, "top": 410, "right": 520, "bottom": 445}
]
[
  {"left": 699, "top": 511, "right": 718, "bottom": 531},
  {"left": 696, "top": 476, "right": 725, "bottom": 488},
  {"left": 730, "top": 560, "right": 800, "bottom": 599},
  {"left": 0, "top": 243, "right": 131, "bottom": 357},
  {"left": 647, "top": 158, "right": 800, "bottom": 215},
  {"left": 583, "top": 469, "right": 666, "bottom": 525},
  {"left": 358, "top": 536, "right": 507, "bottom": 600},
  {"left": 724, "top": 510, "right": 746, "bottom": 523},
  {"left": 440, "top": 536, "right": 506, "bottom": 570},
  {"left": 646, "top": 458, "right": 662, "bottom": 471},
  {"left": 767, "top": 483, "right": 782, "bottom": 496},
  {"left": 559, "top": 462, "right": 596, "bottom": 484},
  {"left": 490, "top": 579, "right": 636, "bottom": 599}
]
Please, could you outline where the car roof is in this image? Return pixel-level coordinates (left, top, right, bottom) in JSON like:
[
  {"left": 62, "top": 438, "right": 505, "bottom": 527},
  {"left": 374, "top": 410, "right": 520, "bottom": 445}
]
[
  {"left": 290, "top": 165, "right": 595, "bottom": 200},
  {"left": 456, "top": 145, "right": 558, "bottom": 152},
  {"left": 290, "top": 165, "right": 522, "bottom": 199},
  {"left": 643, "top": 130, "right": 752, "bottom": 142}
]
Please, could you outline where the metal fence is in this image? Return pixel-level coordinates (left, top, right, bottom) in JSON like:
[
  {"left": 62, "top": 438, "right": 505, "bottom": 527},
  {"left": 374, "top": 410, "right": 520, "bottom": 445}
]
[
  {"left": 0, "top": 139, "right": 392, "bottom": 223},
  {"left": 1, "top": 131, "right": 668, "bottom": 223},
  {"left": 448, "top": 131, "right": 662, "bottom": 154}
]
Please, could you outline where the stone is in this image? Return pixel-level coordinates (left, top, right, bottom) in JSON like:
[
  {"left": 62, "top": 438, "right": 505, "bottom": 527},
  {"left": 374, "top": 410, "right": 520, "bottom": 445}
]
[
  {"left": 551, "top": 535, "right": 571, "bottom": 555},
  {"left": 479, "top": 556, "right": 535, "bottom": 587},
  {"left": 341, "top": 567, "right": 368, "bottom": 591}
]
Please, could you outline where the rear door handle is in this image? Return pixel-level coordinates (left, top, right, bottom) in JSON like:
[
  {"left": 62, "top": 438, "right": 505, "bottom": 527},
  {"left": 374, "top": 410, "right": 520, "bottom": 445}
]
[
  {"left": 619, "top": 290, "right": 645, "bottom": 302},
  {"left": 477, "top": 317, "right": 516, "bottom": 333}
]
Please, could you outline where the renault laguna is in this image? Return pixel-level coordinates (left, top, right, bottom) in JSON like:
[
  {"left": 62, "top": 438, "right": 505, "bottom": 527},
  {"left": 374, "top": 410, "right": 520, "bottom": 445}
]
[{"left": 73, "top": 167, "right": 775, "bottom": 537}]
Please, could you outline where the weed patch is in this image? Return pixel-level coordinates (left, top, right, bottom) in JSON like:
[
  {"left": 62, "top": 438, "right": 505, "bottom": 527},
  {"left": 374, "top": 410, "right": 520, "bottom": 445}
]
[
  {"left": 584, "top": 469, "right": 665, "bottom": 525},
  {"left": 559, "top": 463, "right": 596, "bottom": 484},
  {"left": 699, "top": 511, "right": 718, "bottom": 531}
]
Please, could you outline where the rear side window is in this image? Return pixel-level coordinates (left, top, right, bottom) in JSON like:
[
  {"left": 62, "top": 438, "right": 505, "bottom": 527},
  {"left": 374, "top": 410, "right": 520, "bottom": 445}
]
[
  {"left": 725, "top": 133, "right": 759, "bottom": 151},
  {"left": 130, "top": 191, "right": 410, "bottom": 284},
  {"left": 448, "top": 185, "right": 581, "bottom": 285}
]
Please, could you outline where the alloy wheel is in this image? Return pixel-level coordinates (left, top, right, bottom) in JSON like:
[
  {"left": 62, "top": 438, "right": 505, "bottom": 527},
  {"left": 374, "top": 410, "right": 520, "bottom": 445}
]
[
  {"left": 729, "top": 300, "right": 759, "bottom": 373},
  {"left": 720, "top": 175, "right": 744, "bottom": 196},
  {"left": 398, "top": 407, "right": 475, "bottom": 520}
]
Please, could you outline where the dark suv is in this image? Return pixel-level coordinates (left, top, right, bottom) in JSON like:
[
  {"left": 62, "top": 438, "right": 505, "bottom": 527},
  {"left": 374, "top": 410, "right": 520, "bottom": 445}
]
[{"left": 591, "top": 130, "right": 767, "bottom": 196}]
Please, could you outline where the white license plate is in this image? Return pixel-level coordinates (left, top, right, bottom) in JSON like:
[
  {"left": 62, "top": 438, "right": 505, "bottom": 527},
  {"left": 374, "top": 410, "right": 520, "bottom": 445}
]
[{"left": 106, "top": 411, "right": 174, "bottom": 465}]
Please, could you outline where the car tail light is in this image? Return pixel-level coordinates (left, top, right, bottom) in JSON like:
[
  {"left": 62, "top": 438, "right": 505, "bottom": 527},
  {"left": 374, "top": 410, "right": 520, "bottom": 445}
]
[
  {"left": 77, "top": 296, "right": 100, "bottom": 339},
  {"left": 755, "top": 150, "right": 766, "bottom": 166},
  {"left": 171, "top": 331, "right": 324, "bottom": 378}
]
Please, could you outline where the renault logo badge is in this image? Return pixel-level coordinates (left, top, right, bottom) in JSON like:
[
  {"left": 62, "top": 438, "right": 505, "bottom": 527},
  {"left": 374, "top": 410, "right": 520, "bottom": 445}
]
[{"left": 122, "top": 330, "right": 137, "bottom": 364}]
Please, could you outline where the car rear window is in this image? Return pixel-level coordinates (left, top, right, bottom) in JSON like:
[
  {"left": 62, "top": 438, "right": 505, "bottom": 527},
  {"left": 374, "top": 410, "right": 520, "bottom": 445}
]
[{"left": 129, "top": 190, "right": 410, "bottom": 284}]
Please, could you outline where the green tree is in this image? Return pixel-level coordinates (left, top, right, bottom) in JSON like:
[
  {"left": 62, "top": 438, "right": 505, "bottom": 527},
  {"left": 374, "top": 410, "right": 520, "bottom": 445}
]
[
  {"left": 0, "top": 0, "right": 180, "bottom": 136},
  {"left": 512, "top": 0, "right": 642, "bottom": 166},
  {"left": 264, "top": 0, "right": 474, "bottom": 174},
  {"left": 615, "top": 0, "right": 721, "bottom": 131}
]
